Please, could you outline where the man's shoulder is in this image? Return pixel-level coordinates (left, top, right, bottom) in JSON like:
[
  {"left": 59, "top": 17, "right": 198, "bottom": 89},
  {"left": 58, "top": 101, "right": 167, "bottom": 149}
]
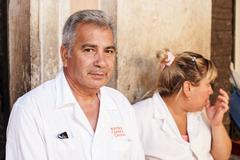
[
  {"left": 101, "top": 86, "right": 132, "bottom": 110},
  {"left": 101, "top": 86, "right": 127, "bottom": 99},
  {"left": 14, "top": 78, "right": 56, "bottom": 110},
  {"left": 23, "top": 78, "right": 55, "bottom": 97}
]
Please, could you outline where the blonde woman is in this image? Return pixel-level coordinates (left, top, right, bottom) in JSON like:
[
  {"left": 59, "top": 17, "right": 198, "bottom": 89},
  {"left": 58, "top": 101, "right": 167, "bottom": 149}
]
[{"left": 134, "top": 51, "right": 231, "bottom": 160}]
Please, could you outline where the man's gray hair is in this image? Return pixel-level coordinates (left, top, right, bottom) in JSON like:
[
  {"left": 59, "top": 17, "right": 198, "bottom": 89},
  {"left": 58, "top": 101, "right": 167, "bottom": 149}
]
[{"left": 62, "top": 10, "right": 114, "bottom": 52}]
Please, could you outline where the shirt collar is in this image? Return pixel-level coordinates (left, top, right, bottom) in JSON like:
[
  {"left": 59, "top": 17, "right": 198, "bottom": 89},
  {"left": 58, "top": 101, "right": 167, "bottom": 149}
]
[
  {"left": 55, "top": 69, "right": 76, "bottom": 109},
  {"left": 152, "top": 92, "right": 170, "bottom": 120},
  {"left": 55, "top": 70, "right": 117, "bottom": 110},
  {"left": 152, "top": 92, "right": 202, "bottom": 120},
  {"left": 99, "top": 87, "right": 118, "bottom": 110}
]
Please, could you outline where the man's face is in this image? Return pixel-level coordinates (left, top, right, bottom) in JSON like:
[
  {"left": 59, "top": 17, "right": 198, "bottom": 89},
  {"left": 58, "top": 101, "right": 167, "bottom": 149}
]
[{"left": 61, "top": 23, "right": 116, "bottom": 91}]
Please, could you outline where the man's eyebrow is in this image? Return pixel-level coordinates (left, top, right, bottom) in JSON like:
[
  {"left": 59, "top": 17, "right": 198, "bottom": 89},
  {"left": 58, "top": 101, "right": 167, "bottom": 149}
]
[
  {"left": 81, "top": 44, "right": 97, "bottom": 48},
  {"left": 81, "top": 44, "right": 116, "bottom": 51},
  {"left": 105, "top": 46, "right": 116, "bottom": 51}
]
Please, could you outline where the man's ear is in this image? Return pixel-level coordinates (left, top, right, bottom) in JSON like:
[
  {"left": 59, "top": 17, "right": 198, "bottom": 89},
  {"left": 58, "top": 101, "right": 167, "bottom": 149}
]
[
  {"left": 182, "top": 81, "right": 192, "bottom": 98},
  {"left": 60, "top": 45, "right": 69, "bottom": 67}
]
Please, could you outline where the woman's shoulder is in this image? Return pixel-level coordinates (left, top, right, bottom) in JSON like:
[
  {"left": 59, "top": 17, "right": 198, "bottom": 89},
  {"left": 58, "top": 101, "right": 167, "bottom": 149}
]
[{"left": 133, "top": 97, "right": 154, "bottom": 117}]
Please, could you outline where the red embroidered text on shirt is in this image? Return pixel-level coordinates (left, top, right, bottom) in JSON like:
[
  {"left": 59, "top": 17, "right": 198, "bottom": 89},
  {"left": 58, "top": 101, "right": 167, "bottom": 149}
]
[{"left": 111, "top": 127, "right": 126, "bottom": 137}]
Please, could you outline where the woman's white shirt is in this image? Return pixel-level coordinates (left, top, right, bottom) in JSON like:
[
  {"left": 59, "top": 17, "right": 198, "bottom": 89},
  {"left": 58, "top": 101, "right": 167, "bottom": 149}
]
[{"left": 133, "top": 92, "right": 213, "bottom": 160}]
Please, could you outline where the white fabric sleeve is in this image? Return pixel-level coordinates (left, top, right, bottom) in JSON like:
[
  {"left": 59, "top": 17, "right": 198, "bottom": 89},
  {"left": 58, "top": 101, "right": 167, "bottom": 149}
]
[
  {"left": 128, "top": 106, "right": 145, "bottom": 160},
  {"left": 6, "top": 99, "right": 48, "bottom": 160}
]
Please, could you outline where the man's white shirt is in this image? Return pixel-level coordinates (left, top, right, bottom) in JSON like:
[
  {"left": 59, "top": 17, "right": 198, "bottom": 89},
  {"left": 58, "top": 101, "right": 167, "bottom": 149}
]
[{"left": 6, "top": 70, "right": 144, "bottom": 160}]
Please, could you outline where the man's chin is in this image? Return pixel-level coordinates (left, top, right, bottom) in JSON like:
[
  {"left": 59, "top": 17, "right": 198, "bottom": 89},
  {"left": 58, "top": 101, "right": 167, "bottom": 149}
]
[{"left": 88, "top": 80, "right": 108, "bottom": 89}]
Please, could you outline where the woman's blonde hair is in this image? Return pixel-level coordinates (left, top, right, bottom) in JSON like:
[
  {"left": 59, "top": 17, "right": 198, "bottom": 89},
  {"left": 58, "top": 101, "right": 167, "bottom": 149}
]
[{"left": 155, "top": 50, "right": 217, "bottom": 97}]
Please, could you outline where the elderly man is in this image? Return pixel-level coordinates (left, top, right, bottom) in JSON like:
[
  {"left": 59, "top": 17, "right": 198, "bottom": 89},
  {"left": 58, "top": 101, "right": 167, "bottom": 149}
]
[{"left": 6, "top": 10, "right": 144, "bottom": 160}]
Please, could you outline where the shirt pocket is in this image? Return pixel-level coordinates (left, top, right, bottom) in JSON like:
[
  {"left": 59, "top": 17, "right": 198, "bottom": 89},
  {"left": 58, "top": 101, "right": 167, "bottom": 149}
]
[
  {"left": 110, "top": 139, "right": 132, "bottom": 160},
  {"left": 53, "top": 137, "right": 83, "bottom": 160}
]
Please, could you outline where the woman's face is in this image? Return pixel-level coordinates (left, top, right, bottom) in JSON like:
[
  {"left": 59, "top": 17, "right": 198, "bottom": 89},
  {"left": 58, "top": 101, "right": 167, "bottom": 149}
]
[{"left": 186, "top": 77, "right": 213, "bottom": 112}]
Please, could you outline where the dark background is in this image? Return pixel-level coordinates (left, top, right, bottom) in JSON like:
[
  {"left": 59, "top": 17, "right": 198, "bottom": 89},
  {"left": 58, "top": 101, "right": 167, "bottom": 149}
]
[{"left": 0, "top": 0, "right": 10, "bottom": 159}]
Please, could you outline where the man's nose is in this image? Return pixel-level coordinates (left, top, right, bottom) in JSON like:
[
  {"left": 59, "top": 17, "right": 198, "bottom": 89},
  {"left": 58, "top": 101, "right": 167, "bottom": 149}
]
[{"left": 94, "top": 51, "right": 107, "bottom": 67}]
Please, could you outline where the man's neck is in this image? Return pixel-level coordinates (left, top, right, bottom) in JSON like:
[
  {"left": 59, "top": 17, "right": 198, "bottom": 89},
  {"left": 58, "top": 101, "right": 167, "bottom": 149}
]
[
  {"left": 63, "top": 69, "right": 101, "bottom": 131},
  {"left": 63, "top": 68, "right": 99, "bottom": 99}
]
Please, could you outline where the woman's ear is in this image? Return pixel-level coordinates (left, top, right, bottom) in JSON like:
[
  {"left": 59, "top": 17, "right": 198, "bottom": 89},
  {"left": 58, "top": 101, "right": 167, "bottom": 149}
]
[
  {"left": 60, "top": 45, "right": 69, "bottom": 67},
  {"left": 182, "top": 81, "right": 192, "bottom": 98}
]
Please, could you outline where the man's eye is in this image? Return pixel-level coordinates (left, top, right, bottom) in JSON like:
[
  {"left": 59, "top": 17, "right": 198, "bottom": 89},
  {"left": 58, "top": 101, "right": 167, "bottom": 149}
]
[
  {"left": 84, "top": 48, "right": 94, "bottom": 52},
  {"left": 105, "top": 49, "right": 115, "bottom": 54}
]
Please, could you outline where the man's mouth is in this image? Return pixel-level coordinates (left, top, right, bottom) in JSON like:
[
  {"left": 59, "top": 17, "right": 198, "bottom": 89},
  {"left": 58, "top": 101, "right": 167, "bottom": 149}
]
[{"left": 89, "top": 72, "right": 106, "bottom": 79}]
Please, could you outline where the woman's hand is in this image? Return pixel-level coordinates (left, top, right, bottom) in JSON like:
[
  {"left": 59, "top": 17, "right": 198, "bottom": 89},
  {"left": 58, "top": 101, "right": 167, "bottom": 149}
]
[{"left": 205, "top": 88, "right": 229, "bottom": 127}]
